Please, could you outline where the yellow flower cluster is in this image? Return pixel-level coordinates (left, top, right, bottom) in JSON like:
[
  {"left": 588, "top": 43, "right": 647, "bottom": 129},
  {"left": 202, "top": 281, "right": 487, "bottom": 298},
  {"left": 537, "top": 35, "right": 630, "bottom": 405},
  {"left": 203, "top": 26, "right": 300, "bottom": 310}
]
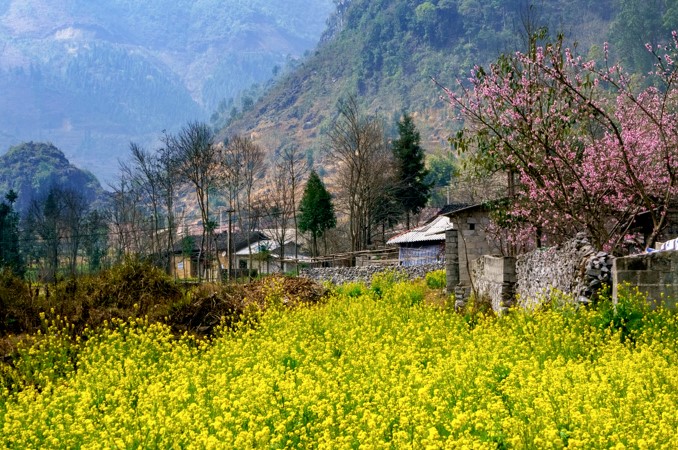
[{"left": 2, "top": 281, "right": 678, "bottom": 448}]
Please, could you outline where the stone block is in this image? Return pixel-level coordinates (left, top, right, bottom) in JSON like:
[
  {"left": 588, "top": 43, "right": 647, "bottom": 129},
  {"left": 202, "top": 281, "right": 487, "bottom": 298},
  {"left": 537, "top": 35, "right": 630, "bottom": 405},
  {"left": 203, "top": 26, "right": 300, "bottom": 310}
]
[
  {"left": 627, "top": 258, "right": 648, "bottom": 271},
  {"left": 614, "top": 270, "right": 638, "bottom": 285},
  {"left": 637, "top": 270, "right": 660, "bottom": 285},
  {"left": 649, "top": 255, "right": 671, "bottom": 271},
  {"left": 614, "top": 257, "right": 628, "bottom": 271}
]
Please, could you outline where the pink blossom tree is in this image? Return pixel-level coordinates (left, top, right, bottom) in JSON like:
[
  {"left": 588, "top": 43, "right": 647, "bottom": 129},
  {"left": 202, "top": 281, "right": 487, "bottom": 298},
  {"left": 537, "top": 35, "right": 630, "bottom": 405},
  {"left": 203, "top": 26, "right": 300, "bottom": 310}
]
[{"left": 438, "top": 33, "right": 678, "bottom": 253}]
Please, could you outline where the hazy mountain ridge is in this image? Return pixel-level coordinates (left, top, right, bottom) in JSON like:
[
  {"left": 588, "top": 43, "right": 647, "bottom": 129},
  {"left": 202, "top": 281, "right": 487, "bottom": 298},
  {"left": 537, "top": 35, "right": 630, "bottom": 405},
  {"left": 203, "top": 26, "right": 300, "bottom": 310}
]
[{"left": 0, "top": 0, "right": 334, "bottom": 183}]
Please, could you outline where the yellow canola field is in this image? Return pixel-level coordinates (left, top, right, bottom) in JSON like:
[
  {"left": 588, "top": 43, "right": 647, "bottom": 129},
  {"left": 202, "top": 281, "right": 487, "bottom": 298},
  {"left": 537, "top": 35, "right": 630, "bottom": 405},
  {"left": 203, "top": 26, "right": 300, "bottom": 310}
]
[{"left": 2, "top": 280, "right": 678, "bottom": 449}]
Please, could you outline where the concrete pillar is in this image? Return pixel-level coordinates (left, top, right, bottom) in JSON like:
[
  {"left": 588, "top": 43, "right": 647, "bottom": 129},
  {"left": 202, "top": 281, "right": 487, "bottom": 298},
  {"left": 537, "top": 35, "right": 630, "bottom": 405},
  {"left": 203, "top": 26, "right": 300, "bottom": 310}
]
[{"left": 446, "top": 229, "right": 459, "bottom": 293}]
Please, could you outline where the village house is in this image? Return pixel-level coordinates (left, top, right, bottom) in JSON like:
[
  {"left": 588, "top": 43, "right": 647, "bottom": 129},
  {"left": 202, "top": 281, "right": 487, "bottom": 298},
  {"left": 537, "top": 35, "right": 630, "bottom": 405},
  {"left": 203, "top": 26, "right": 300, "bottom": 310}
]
[
  {"left": 172, "top": 230, "right": 309, "bottom": 279},
  {"left": 171, "top": 231, "right": 267, "bottom": 280}
]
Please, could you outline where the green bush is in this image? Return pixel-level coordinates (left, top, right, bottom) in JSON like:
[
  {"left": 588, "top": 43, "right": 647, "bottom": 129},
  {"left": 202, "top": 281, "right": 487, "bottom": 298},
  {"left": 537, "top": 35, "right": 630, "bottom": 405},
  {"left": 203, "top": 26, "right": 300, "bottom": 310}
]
[
  {"left": 0, "top": 268, "right": 36, "bottom": 334},
  {"left": 590, "top": 284, "right": 650, "bottom": 343},
  {"left": 370, "top": 270, "right": 406, "bottom": 298},
  {"left": 389, "top": 281, "right": 426, "bottom": 307},
  {"left": 425, "top": 270, "right": 446, "bottom": 289},
  {"left": 85, "top": 258, "right": 182, "bottom": 313},
  {"left": 337, "top": 282, "right": 368, "bottom": 298}
]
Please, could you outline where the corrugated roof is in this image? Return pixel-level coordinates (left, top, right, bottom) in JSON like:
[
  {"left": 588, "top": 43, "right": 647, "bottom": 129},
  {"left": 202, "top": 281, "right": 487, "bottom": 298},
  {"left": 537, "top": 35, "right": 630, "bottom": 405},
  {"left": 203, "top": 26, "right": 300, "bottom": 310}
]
[{"left": 387, "top": 216, "right": 453, "bottom": 245}]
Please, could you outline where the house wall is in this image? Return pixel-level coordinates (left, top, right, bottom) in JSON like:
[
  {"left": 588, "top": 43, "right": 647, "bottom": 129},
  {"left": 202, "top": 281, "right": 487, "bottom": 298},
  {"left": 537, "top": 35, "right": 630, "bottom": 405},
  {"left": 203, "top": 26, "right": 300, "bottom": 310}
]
[
  {"left": 171, "top": 255, "right": 195, "bottom": 279},
  {"left": 470, "top": 255, "right": 516, "bottom": 313},
  {"left": 613, "top": 251, "right": 678, "bottom": 309},
  {"left": 455, "top": 211, "right": 499, "bottom": 284},
  {"left": 398, "top": 243, "right": 445, "bottom": 266},
  {"left": 445, "top": 229, "right": 459, "bottom": 293}
]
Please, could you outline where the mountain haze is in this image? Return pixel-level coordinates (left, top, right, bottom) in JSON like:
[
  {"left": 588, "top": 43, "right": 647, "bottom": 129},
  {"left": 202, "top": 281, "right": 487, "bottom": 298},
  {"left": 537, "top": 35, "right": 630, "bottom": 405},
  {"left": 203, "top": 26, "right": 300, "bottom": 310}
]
[{"left": 0, "top": 0, "right": 334, "bottom": 183}]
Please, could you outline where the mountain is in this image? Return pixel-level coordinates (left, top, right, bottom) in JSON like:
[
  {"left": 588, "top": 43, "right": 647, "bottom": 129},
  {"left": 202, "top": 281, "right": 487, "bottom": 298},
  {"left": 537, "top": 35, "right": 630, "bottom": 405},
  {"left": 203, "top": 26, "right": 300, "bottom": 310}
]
[
  {"left": 0, "top": 0, "right": 334, "bottom": 184},
  {"left": 218, "top": 0, "right": 674, "bottom": 162},
  {"left": 0, "top": 141, "right": 106, "bottom": 215}
]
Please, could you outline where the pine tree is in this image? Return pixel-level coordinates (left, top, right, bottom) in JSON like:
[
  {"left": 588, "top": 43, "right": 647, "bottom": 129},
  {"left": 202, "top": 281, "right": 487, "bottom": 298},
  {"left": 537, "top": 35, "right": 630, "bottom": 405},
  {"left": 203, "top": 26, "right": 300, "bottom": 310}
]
[
  {"left": 392, "top": 113, "right": 432, "bottom": 229},
  {"left": 0, "top": 190, "right": 24, "bottom": 277},
  {"left": 298, "top": 170, "right": 336, "bottom": 257}
]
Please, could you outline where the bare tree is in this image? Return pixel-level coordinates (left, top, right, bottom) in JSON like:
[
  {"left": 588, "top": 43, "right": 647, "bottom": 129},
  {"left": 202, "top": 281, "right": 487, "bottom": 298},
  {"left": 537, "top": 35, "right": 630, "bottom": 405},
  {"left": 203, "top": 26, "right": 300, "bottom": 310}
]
[
  {"left": 25, "top": 186, "right": 88, "bottom": 281},
  {"left": 281, "top": 146, "right": 308, "bottom": 271},
  {"left": 260, "top": 162, "right": 290, "bottom": 271},
  {"left": 157, "top": 135, "right": 180, "bottom": 275},
  {"left": 327, "top": 94, "right": 394, "bottom": 253},
  {"left": 128, "top": 138, "right": 181, "bottom": 273},
  {"left": 129, "top": 142, "right": 163, "bottom": 261},
  {"left": 167, "top": 122, "right": 222, "bottom": 281},
  {"left": 225, "top": 135, "right": 265, "bottom": 277},
  {"left": 109, "top": 173, "right": 132, "bottom": 261},
  {"left": 113, "top": 163, "right": 152, "bottom": 260},
  {"left": 61, "top": 188, "right": 88, "bottom": 277}
]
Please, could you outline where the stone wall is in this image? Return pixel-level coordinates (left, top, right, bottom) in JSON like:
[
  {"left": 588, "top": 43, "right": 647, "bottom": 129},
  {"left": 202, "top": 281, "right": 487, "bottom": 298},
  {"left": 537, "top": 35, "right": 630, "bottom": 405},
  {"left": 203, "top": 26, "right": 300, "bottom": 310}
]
[
  {"left": 456, "top": 211, "right": 498, "bottom": 284},
  {"left": 300, "top": 263, "right": 445, "bottom": 286},
  {"left": 613, "top": 251, "right": 678, "bottom": 308},
  {"left": 515, "top": 234, "right": 612, "bottom": 308},
  {"left": 469, "top": 255, "right": 516, "bottom": 313}
]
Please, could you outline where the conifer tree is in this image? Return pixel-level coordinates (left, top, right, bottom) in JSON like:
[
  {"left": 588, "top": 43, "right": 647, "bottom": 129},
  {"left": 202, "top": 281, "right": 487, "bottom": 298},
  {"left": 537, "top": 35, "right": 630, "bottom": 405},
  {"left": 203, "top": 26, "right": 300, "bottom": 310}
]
[
  {"left": 392, "top": 113, "right": 432, "bottom": 229},
  {"left": 0, "top": 190, "right": 24, "bottom": 276},
  {"left": 298, "top": 170, "right": 336, "bottom": 257}
]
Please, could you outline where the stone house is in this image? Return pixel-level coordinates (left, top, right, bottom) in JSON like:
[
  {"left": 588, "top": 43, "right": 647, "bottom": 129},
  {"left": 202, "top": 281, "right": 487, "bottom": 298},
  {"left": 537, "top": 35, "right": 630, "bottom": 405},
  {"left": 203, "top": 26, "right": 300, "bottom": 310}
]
[{"left": 442, "top": 203, "right": 502, "bottom": 294}]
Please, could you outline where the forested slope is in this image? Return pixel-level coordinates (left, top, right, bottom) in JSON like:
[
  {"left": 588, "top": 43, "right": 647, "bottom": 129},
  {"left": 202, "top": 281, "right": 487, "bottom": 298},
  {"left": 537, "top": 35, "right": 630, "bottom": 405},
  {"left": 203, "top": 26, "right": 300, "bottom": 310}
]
[{"left": 219, "top": 0, "right": 676, "bottom": 160}]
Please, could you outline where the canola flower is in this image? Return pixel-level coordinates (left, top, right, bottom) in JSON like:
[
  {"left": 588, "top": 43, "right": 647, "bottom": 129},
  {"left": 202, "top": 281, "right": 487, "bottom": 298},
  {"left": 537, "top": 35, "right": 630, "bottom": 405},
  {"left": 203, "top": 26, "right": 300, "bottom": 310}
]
[{"left": 1, "top": 279, "right": 678, "bottom": 449}]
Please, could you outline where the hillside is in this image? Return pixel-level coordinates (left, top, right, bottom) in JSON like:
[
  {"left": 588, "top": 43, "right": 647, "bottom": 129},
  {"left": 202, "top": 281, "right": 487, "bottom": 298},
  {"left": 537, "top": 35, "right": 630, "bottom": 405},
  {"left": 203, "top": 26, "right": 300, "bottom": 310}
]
[
  {"left": 0, "top": 142, "right": 106, "bottom": 215},
  {"left": 218, "top": 0, "right": 674, "bottom": 162},
  {"left": 0, "top": 0, "right": 334, "bottom": 183}
]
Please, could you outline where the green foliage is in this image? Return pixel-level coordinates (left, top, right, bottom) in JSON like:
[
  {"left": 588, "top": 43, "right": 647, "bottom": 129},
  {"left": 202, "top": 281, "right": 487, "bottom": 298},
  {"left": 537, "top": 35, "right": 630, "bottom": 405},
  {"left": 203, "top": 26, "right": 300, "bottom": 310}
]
[
  {"left": 1, "top": 315, "right": 79, "bottom": 395},
  {"left": 0, "top": 190, "right": 23, "bottom": 277},
  {"left": 609, "top": 0, "right": 668, "bottom": 74},
  {"left": 425, "top": 151, "right": 457, "bottom": 188},
  {"left": 455, "top": 292, "right": 494, "bottom": 328},
  {"left": 81, "top": 210, "right": 108, "bottom": 273},
  {"left": 0, "top": 142, "right": 105, "bottom": 217},
  {"left": 425, "top": 270, "right": 446, "bottom": 289},
  {"left": 298, "top": 170, "right": 336, "bottom": 256},
  {"left": 86, "top": 258, "right": 182, "bottom": 312},
  {"left": 389, "top": 280, "right": 427, "bottom": 307},
  {"left": 370, "top": 269, "right": 407, "bottom": 297},
  {"left": 590, "top": 284, "right": 652, "bottom": 343},
  {"left": 392, "top": 113, "right": 432, "bottom": 227},
  {"left": 335, "top": 281, "right": 369, "bottom": 298},
  {"left": 0, "top": 268, "right": 34, "bottom": 334}
]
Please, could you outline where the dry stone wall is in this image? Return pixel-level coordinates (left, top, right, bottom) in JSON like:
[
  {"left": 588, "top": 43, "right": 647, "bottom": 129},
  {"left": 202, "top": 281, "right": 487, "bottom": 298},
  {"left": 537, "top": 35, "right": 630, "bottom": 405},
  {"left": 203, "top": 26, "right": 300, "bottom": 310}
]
[
  {"left": 300, "top": 263, "right": 444, "bottom": 285},
  {"left": 515, "top": 233, "right": 612, "bottom": 308}
]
